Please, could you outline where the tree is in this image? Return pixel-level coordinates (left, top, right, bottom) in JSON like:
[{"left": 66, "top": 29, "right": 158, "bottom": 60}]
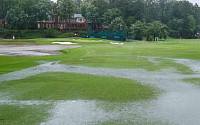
[
  {"left": 74, "top": 0, "right": 82, "bottom": 13},
  {"left": 22, "top": 0, "right": 53, "bottom": 29},
  {"left": 0, "top": 0, "right": 14, "bottom": 27},
  {"left": 57, "top": 0, "right": 75, "bottom": 33},
  {"left": 182, "top": 15, "right": 197, "bottom": 38},
  {"left": 147, "top": 21, "right": 168, "bottom": 40},
  {"left": 102, "top": 8, "right": 122, "bottom": 26},
  {"left": 6, "top": 6, "right": 27, "bottom": 37},
  {"left": 34, "top": 1, "right": 50, "bottom": 33},
  {"left": 114, "top": 0, "right": 133, "bottom": 19},
  {"left": 168, "top": 18, "right": 183, "bottom": 38},
  {"left": 130, "top": 21, "right": 147, "bottom": 39},
  {"left": 85, "top": 3, "right": 99, "bottom": 30},
  {"left": 126, "top": 16, "right": 136, "bottom": 27},
  {"left": 131, "top": 21, "right": 168, "bottom": 41},
  {"left": 80, "top": 2, "right": 90, "bottom": 18},
  {"left": 109, "top": 17, "right": 127, "bottom": 31},
  {"left": 91, "top": 0, "right": 108, "bottom": 24},
  {"left": 132, "top": 0, "right": 145, "bottom": 21}
]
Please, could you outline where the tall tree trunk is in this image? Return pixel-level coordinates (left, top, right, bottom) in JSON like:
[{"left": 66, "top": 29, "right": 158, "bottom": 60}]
[{"left": 68, "top": 15, "right": 71, "bottom": 37}]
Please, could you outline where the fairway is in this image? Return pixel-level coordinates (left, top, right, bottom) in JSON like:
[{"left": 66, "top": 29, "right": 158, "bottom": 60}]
[{"left": 1, "top": 38, "right": 200, "bottom": 125}]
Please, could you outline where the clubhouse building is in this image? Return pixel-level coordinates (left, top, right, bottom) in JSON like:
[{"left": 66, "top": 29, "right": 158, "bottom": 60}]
[{"left": 37, "top": 14, "right": 88, "bottom": 31}]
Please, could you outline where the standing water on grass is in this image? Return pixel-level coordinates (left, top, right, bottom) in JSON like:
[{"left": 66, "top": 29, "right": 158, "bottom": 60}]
[{"left": 1, "top": 57, "right": 200, "bottom": 125}]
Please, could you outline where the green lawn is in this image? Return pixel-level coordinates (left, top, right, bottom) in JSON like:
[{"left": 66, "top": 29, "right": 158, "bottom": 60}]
[
  {"left": 183, "top": 78, "right": 200, "bottom": 86},
  {"left": 0, "top": 104, "right": 51, "bottom": 125},
  {"left": 0, "top": 72, "right": 158, "bottom": 102},
  {"left": 1, "top": 38, "right": 200, "bottom": 124}
]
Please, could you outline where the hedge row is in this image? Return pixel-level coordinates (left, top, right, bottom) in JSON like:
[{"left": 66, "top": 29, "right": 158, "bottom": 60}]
[{"left": 0, "top": 27, "right": 88, "bottom": 39}]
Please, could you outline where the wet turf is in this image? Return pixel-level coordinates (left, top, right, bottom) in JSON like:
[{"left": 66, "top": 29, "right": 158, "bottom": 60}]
[
  {"left": 0, "top": 72, "right": 158, "bottom": 102},
  {"left": 1, "top": 38, "right": 200, "bottom": 124}
]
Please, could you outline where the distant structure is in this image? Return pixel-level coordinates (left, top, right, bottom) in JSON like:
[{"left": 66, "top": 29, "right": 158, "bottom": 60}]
[
  {"left": 0, "top": 19, "right": 7, "bottom": 26},
  {"left": 37, "top": 14, "right": 88, "bottom": 31},
  {"left": 0, "top": 19, "right": 3, "bottom": 26},
  {"left": 89, "top": 30, "right": 127, "bottom": 41},
  {"left": 197, "top": 33, "right": 200, "bottom": 39}
]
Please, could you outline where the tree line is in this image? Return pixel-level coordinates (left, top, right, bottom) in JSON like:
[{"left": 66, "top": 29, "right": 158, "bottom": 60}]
[{"left": 0, "top": 0, "right": 200, "bottom": 39}]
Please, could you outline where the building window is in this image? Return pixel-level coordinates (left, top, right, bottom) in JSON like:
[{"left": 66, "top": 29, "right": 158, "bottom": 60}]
[
  {"left": 58, "top": 24, "right": 60, "bottom": 28},
  {"left": 52, "top": 24, "right": 54, "bottom": 28},
  {"left": 46, "top": 24, "right": 48, "bottom": 28},
  {"left": 49, "top": 24, "right": 51, "bottom": 28},
  {"left": 59, "top": 17, "right": 64, "bottom": 22}
]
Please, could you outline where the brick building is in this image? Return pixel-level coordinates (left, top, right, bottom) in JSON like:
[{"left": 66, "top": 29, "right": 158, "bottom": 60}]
[
  {"left": 0, "top": 19, "right": 7, "bottom": 26},
  {"left": 0, "top": 19, "right": 2, "bottom": 26},
  {"left": 37, "top": 14, "right": 87, "bottom": 31},
  {"left": 197, "top": 33, "right": 200, "bottom": 39}
]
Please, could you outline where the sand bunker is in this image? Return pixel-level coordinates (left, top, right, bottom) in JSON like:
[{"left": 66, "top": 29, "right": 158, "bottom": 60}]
[
  {"left": 52, "top": 42, "right": 78, "bottom": 45},
  {"left": 109, "top": 42, "right": 124, "bottom": 45},
  {"left": 0, "top": 42, "right": 81, "bottom": 56}
]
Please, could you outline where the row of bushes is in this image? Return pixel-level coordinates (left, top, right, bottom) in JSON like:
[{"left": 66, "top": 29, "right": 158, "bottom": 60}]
[
  {"left": 43, "top": 29, "right": 87, "bottom": 38},
  {"left": 0, "top": 27, "right": 88, "bottom": 39}
]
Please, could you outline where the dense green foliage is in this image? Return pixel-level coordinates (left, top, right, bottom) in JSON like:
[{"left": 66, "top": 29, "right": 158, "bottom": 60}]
[
  {"left": 131, "top": 21, "right": 168, "bottom": 41},
  {"left": 1, "top": 0, "right": 200, "bottom": 39},
  {"left": 6, "top": 6, "right": 27, "bottom": 37}
]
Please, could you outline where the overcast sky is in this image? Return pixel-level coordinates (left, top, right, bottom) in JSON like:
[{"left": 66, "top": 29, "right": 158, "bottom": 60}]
[
  {"left": 51, "top": 0, "right": 200, "bottom": 5},
  {"left": 187, "top": 0, "right": 200, "bottom": 5}
]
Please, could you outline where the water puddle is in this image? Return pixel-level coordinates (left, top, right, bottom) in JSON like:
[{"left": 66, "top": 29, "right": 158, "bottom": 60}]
[
  {"left": 1, "top": 56, "right": 200, "bottom": 124},
  {"left": 0, "top": 44, "right": 81, "bottom": 56}
]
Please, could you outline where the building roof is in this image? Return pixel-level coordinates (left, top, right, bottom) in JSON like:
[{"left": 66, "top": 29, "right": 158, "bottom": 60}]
[{"left": 73, "top": 14, "right": 83, "bottom": 18}]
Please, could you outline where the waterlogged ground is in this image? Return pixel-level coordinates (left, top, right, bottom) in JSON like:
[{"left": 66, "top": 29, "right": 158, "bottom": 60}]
[
  {"left": 1, "top": 56, "right": 200, "bottom": 125},
  {"left": 0, "top": 42, "right": 81, "bottom": 56},
  {"left": 1, "top": 40, "right": 200, "bottom": 125}
]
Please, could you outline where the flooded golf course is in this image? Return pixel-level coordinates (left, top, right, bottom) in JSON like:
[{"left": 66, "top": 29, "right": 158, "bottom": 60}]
[
  {"left": 1, "top": 57, "right": 200, "bottom": 124},
  {"left": 0, "top": 42, "right": 81, "bottom": 56},
  {"left": 1, "top": 42, "right": 200, "bottom": 125}
]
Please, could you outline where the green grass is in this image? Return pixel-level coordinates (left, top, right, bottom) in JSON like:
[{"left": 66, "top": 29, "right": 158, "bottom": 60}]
[
  {"left": 183, "top": 78, "right": 200, "bottom": 86},
  {"left": 0, "top": 104, "right": 51, "bottom": 125},
  {"left": 1, "top": 38, "right": 200, "bottom": 124},
  {"left": 0, "top": 72, "right": 158, "bottom": 102},
  {"left": 96, "top": 120, "right": 169, "bottom": 125}
]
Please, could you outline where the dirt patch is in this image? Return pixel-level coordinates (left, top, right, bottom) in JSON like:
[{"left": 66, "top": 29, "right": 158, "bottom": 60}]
[{"left": 0, "top": 42, "right": 81, "bottom": 57}]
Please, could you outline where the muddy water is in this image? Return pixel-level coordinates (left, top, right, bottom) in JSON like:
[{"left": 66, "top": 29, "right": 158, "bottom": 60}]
[
  {"left": 0, "top": 44, "right": 81, "bottom": 56},
  {"left": 1, "top": 57, "right": 200, "bottom": 124}
]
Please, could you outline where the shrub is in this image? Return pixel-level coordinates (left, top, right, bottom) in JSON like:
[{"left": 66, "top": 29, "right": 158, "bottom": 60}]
[
  {"left": 0, "top": 27, "right": 16, "bottom": 38},
  {"left": 44, "top": 29, "right": 61, "bottom": 38},
  {"left": 57, "top": 32, "right": 75, "bottom": 38},
  {"left": 77, "top": 31, "right": 88, "bottom": 37},
  {"left": 21, "top": 30, "right": 42, "bottom": 39}
]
